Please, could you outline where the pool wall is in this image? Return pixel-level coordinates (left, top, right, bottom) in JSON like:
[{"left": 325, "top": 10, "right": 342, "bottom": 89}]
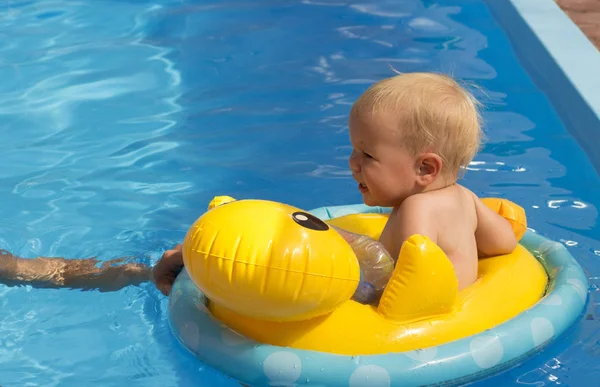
[{"left": 484, "top": 0, "right": 600, "bottom": 172}]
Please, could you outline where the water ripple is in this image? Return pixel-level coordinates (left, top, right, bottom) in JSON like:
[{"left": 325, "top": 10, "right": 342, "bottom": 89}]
[{"left": 1, "top": 0, "right": 600, "bottom": 386}]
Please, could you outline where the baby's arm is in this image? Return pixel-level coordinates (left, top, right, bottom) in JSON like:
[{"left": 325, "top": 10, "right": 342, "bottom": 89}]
[
  {"left": 472, "top": 196, "right": 518, "bottom": 257},
  {"left": 0, "top": 250, "right": 151, "bottom": 292}
]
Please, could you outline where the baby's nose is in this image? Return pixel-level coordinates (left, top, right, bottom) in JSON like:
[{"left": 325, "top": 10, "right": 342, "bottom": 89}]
[{"left": 348, "top": 152, "right": 360, "bottom": 172}]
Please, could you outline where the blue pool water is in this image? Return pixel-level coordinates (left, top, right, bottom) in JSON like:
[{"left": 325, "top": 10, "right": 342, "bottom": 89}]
[{"left": 0, "top": 0, "right": 598, "bottom": 385}]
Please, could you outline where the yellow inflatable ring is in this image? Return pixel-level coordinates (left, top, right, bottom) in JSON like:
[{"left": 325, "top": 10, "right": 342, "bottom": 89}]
[
  {"left": 208, "top": 210, "right": 546, "bottom": 354},
  {"left": 169, "top": 197, "right": 588, "bottom": 387},
  {"left": 181, "top": 196, "right": 547, "bottom": 354}
]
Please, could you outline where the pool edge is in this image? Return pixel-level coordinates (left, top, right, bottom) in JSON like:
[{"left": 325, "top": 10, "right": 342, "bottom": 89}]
[{"left": 484, "top": 0, "right": 600, "bottom": 171}]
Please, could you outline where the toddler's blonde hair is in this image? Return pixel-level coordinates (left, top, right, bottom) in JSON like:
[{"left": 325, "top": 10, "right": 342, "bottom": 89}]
[{"left": 351, "top": 72, "right": 484, "bottom": 177}]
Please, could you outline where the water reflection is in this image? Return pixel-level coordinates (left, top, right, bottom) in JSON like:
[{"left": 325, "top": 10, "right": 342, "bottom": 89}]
[{"left": 1, "top": 0, "right": 599, "bottom": 386}]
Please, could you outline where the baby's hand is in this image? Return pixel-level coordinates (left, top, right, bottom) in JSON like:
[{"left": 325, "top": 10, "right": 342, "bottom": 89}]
[{"left": 152, "top": 244, "right": 184, "bottom": 296}]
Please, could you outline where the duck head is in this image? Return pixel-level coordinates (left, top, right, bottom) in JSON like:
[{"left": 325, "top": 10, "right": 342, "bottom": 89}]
[{"left": 182, "top": 197, "right": 361, "bottom": 322}]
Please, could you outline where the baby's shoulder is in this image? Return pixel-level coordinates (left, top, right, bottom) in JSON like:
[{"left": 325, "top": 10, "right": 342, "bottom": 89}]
[
  {"left": 392, "top": 193, "right": 438, "bottom": 226},
  {"left": 396, "top": 193, "right": 431, "bottom": 214},
  {"left": 398, "top": 185, "right": 476, "bottom": 218},
  {"left": 455, "top": 184, "right": 479, "bottom": 204}
]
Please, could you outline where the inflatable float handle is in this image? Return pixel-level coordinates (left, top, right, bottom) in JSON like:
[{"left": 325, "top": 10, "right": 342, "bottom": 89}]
[{"left": 377, "top": 234, "right": 458, "bottom": 322}]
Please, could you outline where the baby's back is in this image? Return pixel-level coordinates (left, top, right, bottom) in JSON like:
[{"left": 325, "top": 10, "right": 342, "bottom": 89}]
[
  {"left": 431, "top": 185, "right": 478, "bottom": 288},
  {"left": 380, "top": 184, "right": 478, "bottom": 289}
]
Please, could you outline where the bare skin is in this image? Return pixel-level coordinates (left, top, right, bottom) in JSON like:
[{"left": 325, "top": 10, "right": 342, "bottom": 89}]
[
  {"left": 379, "top": 185, "right": 516, "bottom": 289},
  {"left": 151, "top": 244, "right": 184, "bottom": 296},
  {"left": 0, "top": 250, "right": 151, "bottom": 292},
  {"left": 348, "top": 105, "right": 517, "bottom": 290}
]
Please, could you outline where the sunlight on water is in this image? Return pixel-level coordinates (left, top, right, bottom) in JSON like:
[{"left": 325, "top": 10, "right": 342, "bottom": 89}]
[{"left": 0, "top": 0, "right": 598, "bottom": 386}]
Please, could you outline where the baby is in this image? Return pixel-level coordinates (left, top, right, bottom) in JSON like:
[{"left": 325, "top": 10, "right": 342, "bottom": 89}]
[
  {"left": 347, "top": 72, "right": 517, "bottom": 290},
  {"left": 152, "top": 72, "right": 518, "bottom": 296}
]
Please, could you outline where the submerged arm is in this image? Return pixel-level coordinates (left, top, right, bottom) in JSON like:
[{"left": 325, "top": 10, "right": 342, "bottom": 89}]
[{"left": 0, "top": 250, "right": 152, "bottom": 292}]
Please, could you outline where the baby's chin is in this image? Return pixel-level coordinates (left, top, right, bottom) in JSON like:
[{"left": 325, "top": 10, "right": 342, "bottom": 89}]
[
  {"left": 361, "top": 193, "right": 399, "bottom": 208},
  {"left": 361, "top": 193, "right": 381, "bottom": 207}
]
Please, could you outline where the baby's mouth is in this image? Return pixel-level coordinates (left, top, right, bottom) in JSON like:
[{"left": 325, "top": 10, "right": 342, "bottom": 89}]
[{"left": 358, "top": 183, "right": 369, "bottom": 193}]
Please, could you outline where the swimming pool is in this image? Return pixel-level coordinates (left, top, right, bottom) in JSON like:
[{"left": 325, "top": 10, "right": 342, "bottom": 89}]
[{"left": 0, "top": 0, "right": 597, "bottom": 385}]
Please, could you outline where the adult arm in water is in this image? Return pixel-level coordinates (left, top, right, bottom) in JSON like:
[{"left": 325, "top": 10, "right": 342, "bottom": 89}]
[
  {"left": 0, "top": 250, "right": 151, "bottom": 292},
  {"left": 152, "top": 244, "right": 184, "bottom": 296}
]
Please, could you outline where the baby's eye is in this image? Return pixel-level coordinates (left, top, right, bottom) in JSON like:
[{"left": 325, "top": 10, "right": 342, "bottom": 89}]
[{"left": 364, "top": 152, "right": 374, "bottom": 159}]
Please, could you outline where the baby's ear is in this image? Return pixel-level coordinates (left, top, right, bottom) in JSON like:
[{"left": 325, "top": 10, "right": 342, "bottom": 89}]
[{"left": 416, "top": 153, "right": 443, "bottom": 185}]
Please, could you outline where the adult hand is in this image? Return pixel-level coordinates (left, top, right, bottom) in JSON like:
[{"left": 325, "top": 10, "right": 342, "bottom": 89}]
[{"left": 152, "top": 244, "right": 184, "bottom": 296}]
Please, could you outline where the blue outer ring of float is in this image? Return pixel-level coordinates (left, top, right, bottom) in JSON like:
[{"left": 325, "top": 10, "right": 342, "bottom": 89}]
[{"left": 168, "top": 204, "right": 589, "bottom": 387}]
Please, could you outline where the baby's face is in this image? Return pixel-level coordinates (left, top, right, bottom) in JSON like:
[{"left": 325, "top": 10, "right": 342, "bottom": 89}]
[{"left": 348, "top": 111, "right": 420, "bottom": 207}]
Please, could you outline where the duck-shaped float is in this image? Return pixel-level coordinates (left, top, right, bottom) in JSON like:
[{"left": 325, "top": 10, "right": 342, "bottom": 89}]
[{"left": 168, "top": 196, "right": 588, "bottom": 387}]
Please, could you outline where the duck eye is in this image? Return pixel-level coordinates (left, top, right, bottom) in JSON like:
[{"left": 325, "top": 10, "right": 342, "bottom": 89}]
[{"left": 291, "top": 212, "right": 329, "bottom": 231}]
